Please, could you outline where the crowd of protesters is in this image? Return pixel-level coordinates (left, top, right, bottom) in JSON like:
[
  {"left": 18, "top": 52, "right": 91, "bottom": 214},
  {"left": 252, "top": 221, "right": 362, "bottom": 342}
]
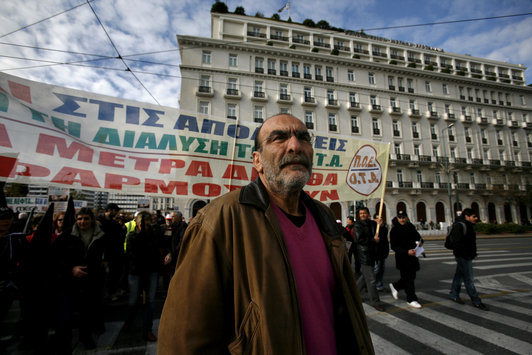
[{"left": 0, "top": 199, "right": 187, "bottom": 354}]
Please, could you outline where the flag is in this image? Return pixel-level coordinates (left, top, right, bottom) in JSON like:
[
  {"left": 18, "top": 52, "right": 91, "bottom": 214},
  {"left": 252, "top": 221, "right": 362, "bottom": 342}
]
[{"left": 278, "top": 2, "right": 290, "bottom": 13}]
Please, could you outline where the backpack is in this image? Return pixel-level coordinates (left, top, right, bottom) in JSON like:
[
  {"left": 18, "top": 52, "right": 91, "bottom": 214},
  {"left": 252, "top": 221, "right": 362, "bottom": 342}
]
[{"left": 444, "top": 221, "right": 466, "bottom": 250}]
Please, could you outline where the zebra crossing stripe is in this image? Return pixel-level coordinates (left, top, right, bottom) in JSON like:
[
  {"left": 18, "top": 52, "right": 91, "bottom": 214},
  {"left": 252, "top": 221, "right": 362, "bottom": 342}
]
[
  {"left": 407, "top": 300, "right": 532, "bottom": 353},
  {"left": 486, "top": 297, "right": 532, "bottom": 317},
  {"left": 475, "top": 262, "right": 532, "bottom": 270},
  {"left": 369, "top": 332, "right": 411, "bottom": 355},
  {"left": 364, "top": 305, "right": 483, "bottom": 354},
  {"left": 508, "top": 273, "right": 532, "bottom": 285},
  {"left": 418, "top": 292, "right": 532, "bottom": 332}
]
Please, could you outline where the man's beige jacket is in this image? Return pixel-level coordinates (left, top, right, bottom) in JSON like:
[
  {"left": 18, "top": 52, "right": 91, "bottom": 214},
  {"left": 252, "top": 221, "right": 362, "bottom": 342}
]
[{"left": 158, "top": 179, "right": 374, "bottom": 354}]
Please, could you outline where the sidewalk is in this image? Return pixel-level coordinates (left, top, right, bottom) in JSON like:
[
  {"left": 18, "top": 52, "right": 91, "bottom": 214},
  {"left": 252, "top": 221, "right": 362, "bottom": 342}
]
[{"left": 420, "top": 231, "right": 532, "bottom": 241}]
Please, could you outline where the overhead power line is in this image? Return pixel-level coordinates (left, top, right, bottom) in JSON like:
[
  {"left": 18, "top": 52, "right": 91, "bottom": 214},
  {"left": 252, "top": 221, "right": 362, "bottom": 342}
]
[{"left": 362, "top": 12, "right": 532, "bottom": 31}]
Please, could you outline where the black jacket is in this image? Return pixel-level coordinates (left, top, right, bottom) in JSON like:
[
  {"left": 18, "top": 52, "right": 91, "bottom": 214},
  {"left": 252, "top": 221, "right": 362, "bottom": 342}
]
[
  {"left": 126, "top": 228, "right": 164, "bottom": 275},
  {"left": 375, "top": 225, "right": 389, "bottom": 261},
  {"left": 451, "top": 216, "right": 477, "bottom": 260},
  {"left": 390, "top": 217, "right": 422, "bottom": 272},
  {"left": 353, "top": 219, "right": 377, "bottom": 266}
]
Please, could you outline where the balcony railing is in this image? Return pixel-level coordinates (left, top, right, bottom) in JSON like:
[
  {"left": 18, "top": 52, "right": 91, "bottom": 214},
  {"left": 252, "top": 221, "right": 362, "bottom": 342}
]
[
  {"left": 270, "top": 34, "right": 289, "bottom": 41},
  {"left": 326, "top": 76, "right": 334, "bottom": 82},
  {"left": 255, "top": 68, "right": 264, "bottom": 74},
  {"left": 305, "top": 122, "right": 314, "bottom": 130},
  {"left": 279, "top": 94, "right": 291, "bottom": 101},
  {"left": 353, "top": 48, "right": 369, "bottom": 54},
  {"left": 413, "top": 132, "right": 420, "bottom": 138},
  {"left": 315, "top": 74, "right": 323, "bottom": 81},
  {"left": 398, "top": 181, "right": 413, "bottom": 188},
  {"left": 313, "top": 41, "right": 330, "bottom": 48},
  {"left": 247, "top": 31, "right": 266, "bottom": 38},
  {"left": 304, "top": 73, "right": 312, "bottom": 79},
  {"left": 280, "top": 70, "right": 289, "bottom": 76},
  {"left": 293, "top": 38, "right": 310, "bottom": 45},
  {"left": 198, "top": 86, "right": 211, "bottom": 93},
  {"left": 253, "top": 91, "right": 265, "bottom": 98},
  {"left": 352, "top": 126, "right": 360, "bottom": 133},
  {"left": 268, "top": 69, "right": 276, "bottom": 75},
  {"left": 304, "top": 96, "right": 315, "bottom": 103},
  {"left": 329, "top": 124, "right": 337, "bottom": 131},
  {"left": 421, "top": 182, "right": 434, "bottom": 189},
  {"left": 226, "top": 88, "right": 239, "bottom": 96},
  {"left": 327, "top": 99, "right": 338, "bottom": 106}
]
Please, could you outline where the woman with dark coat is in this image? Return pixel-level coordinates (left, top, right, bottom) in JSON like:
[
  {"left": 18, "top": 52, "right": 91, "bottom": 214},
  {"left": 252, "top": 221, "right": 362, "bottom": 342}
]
[{"left": 389, "top": 210, "right": 423, "bottom": 309}]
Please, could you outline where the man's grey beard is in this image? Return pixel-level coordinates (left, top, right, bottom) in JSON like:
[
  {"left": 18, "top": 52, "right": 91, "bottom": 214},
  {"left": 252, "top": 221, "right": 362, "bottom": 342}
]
[{"left": 262, "top": 154, "right": 312, "bottom": 196}]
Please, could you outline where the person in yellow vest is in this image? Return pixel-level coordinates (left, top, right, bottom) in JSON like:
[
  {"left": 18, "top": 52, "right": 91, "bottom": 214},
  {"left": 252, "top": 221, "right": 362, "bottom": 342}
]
[{"left": 123, "top": 211, "right": 139, "bottom": 252}]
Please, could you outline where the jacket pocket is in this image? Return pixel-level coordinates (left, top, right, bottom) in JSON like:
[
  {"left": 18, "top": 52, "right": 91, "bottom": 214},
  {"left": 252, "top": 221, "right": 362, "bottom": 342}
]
[{"left": 228, "top": 300, "right": 261, "bottom": 355}]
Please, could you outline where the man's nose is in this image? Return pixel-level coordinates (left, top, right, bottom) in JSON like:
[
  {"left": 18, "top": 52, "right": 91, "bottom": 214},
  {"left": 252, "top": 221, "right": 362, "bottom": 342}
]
[{"left": 286, "top": 133, "right": 303, "bottom": 152}]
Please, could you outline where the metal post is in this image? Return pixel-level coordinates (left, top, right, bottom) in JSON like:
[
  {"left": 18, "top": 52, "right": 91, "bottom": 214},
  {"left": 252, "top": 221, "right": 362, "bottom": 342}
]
[{"left": 442, "top": 123, "right": 455, "bottom": 222}]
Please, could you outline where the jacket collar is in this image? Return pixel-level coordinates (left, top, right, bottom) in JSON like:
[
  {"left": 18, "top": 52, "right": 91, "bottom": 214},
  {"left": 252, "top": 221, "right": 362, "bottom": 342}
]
[{"left": 239, "top": 178, "right": 344, "bottom": 239}]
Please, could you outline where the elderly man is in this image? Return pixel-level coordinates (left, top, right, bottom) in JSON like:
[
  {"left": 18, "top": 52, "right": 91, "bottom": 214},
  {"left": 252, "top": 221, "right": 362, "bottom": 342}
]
[{"left": 158, "top": 114, "right": 374, "bottom": 354}]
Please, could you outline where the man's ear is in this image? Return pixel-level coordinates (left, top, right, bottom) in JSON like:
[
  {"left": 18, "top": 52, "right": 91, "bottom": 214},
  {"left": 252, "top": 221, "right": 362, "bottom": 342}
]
[{"left": 252, "top": 151, "right": 263, "bottom": 174}]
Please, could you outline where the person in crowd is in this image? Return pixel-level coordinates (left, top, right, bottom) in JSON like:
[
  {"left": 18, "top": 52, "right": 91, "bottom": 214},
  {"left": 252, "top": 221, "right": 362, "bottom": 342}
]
[
  {"left": 53, "top": 211, "right": 66, "bottom": 239},
  {"left": 11, "top": 211, "right": 29, "bottom": 233},
  {"left": 158, "top": 114, "right": 374, "bottom": 354},
  {"left": 344, "top": 215, "right": 356, "bottom": 271},
  {"left": 97, "top": 203, "right": 126, "bottom": 301},
  {"left": 448, "top": 208, "right": 489, "bottom": 310},
  {"left": 53, "top": 207, "right": 107, "bottom": 351},
  {"left": 124, "top": 211, "right": 169, "bottom": 342},
  {"left": 169, "top": 211, "right": 187, "bottom": 266},
  {"left": 353, "top": 207, "right": 385, "bottom": 311},
  {"left": 373, "top": 213, "right": 389, "bottom": 291},
  {"left": 389, "top": 211, "right": 423, "bottom": 309},
  {"left": 0, "top": 207, "right": 27, "bottom": 326}
]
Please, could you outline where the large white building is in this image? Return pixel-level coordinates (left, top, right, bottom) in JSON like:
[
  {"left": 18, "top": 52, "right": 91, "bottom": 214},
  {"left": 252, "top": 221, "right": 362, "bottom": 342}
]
[{"left": 175, "top": 10, "right": 532, "bottom": 225}]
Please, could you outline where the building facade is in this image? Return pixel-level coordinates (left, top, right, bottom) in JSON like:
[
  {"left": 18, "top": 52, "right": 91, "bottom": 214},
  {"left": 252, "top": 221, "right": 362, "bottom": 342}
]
[{"left": 175, "top": 12, "right": 532, "bottom": 225}]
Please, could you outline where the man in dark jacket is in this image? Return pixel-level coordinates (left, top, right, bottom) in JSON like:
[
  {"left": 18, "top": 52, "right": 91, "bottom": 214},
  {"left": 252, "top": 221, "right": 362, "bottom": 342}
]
[
  {"left": 389, "top": 211, "right": 423, "bottom": 309},
  {"left": 373, "top": 213, "right": 389, "bottom": 291},
  {"left": 158, "top": 114, "right": 374, "bottom": 354},
  {"left": 448, "top": 208, "right": 488, "bottom": 310},
  {"left": 354, "top": 207, "right": 385, "bottom": 311},
  {"left": 97, "top": 203, "right": 125, "bottom": 300}
]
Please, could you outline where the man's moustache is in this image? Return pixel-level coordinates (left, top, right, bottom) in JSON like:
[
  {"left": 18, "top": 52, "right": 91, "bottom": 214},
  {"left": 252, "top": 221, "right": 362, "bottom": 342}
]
[{"left": 279, "top": 154, "right": 311, "bottom": 169}]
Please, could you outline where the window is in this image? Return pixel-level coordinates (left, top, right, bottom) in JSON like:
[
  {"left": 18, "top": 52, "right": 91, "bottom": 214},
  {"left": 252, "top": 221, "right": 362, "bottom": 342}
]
[
  {"left": 200, "top": 75, "right": 210, "bottom": 88},
  {"left": 445, "top": 104, "right": 451, "bottom": 113},
  {"left": 327, "top": 89, "right": 335, "bottom": 103},
  {"left": 349, "top": 92, "right": 357, "bottom": 104},
  {"left": 407, "top": 79, "right": 413, "bottom": 90},
  {"left": 467, "top": 148, "right": 473, "bottom": 160},
  {"left": 388, "top": 76, "right": 394, "bottom": 88},
  {"left": 254, "top": 57, "right": 263, "bottom": 71},
  {"left": 397, "top": 169, "right": 403, "bottom": 183},
  {"left": 416, "top": 171, "right": 423, "bottom": 183},
  {"left": 432, "top": 145, "right": 439, "bottom": 157},
  {"left": 368, "top": 72, "right": 375, "bottom": 85},
  {"left": 412, "top": 122, "right": 419, "bottom": 138},
  {"left": 370, "top": 95, "right": 378, "bottom": 106},
  {"left": 393, "top": 120, "right": 400, "bottom": 136},
  {"left": 268, "top": 59, "right": 276, "bottom": 73},
  {"left": 326, "top": 67, "right": 333, "bottom": 81},
  {"left": 254, "top": 81, "right": 264, "bottom": 97},
  {"left": 304, "top": 64, "right": 311, "bottom": 78},
  {"left": 254, "top": 106, "right": 264, "bottom": 122},
  {"left": 279, "top": 83, "right": 289, "bottom": 100},
  {"left": 428, "top": 102, "right": 434, "bottom": 112},
  {"left": 315, "top": 66, "right": 322, "bottom": 80},
  {"left": 280, "top": 108, "right": 290, "bottom": 114},
  {"left": 280, "top": 61, "right": 288, "bottom": 75},
  {"left": 450, "top": 147, "right": 456, "bottom": 158},
  {"left": 398, "top": 77, "right": 404, "bottom": 89},
  {"left": 483, "top": 149, "right": 489, "bottom": 160},
  {"left": 348, "top": 70, "right": 354, "bottom": 82},
  {"left": 202, "top": 51, "right": 211, "bottom": 64},
  {"left": 292, "top": 62, "right": 300, "bottom": 76},
  {"left": 442, "top": 84, "right": 449, "bottom": 95},
  {"left": 390, "top": 97, "right": 397, "bottom": 107},
  {"left": 229, "top": 54, "right": 238, "bottom": 67},
  {"left": 414, "top": 145, "right": 421, "bottom": 156},
  {"left": 394, "top": 143, "right": 401, "bottom": 155},
  {"left": 493, "top": 110, "right": 498, "bottom": 119},
  {"left": 520, "top": 95, "right": 526, "bottom": 106},
  {"left": 372, "top": 118, "right": 380, "bottom": 135},
  {"left": 227, "top": 103, "right": 237, "bottom": 119},
  {"left": 304, "top": 87, "right": 312, "bottom": 99},
  {"left": 425, "top": 81, "right": 432, "bottom": 93},
  {"left": 328, "top": 113, "right": 337, "bottom": 131},
  {"left": 409, "top": 100, "right": 416, "bottom": 110},
  {"left": 305, "top": 111, "right": 314, "bottom": 128},
  {"left": 227, "top": 78, "right": 238, "bottom": 95},
  {"left": 351, "top": 116, "right": 359, "bottom": 133},
  {"left": 198, "top": 101, "right": 209, "bottom": 115},
  {"left": 435, "top": 171, "right": 441, "bottom": 184},
  {"left": 431, "top": 124, "right": 437, "bottom": 139}
]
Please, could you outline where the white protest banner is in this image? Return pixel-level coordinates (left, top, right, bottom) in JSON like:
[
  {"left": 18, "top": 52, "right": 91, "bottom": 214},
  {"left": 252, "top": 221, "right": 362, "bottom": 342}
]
[{"left": 0, "top": 72, "right": 389, "bottom": 202}]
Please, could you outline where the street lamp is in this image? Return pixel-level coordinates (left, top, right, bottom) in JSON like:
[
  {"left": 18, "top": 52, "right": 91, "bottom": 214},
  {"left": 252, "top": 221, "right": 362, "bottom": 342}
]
[{"left": 441, "top": 123, "right": 457, "bottom": 222}]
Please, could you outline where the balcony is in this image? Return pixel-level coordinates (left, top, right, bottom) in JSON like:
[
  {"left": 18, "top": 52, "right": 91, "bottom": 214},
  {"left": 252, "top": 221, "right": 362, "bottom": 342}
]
[
  {"left": 398, "top": 86, "right": 405, "bottom": 92},
  {"left": 326, "top": 76, "right": 334, "bottom": 82},
  {"left": 431, "top": 133, "right": 438, "bottom": 140},
  {"left": 277, "top": 94, "right": 292, "bottom": 103},
  {"left": 270, "top": 34, "right": 289, "bottom": 42},
  {"left": 247, "top": 31, "right": 266, "bottom": 38},
  {"left": 370, "top": 104, "right": 383, "bottom": 113},
  {"left": 448, "top": 135, "right": 455, "bottom": 142},
  {"left": 461, "top": 115, "right": 472, "bottom": 123},
  {"left": 305, "top": 122, "right": 314, "bottom": 130},
  {"left": 329, "top": 124, "right": 337, "bottom": 132},
  {"left": 465, "top": 136, "right": 472, "bottom": 143},
  {"left": 315, "top": 74, "right": 323, "bottom": 81},
  {"left": 390, "top": 54, "right": 405, "bottom": 61},
  {"left": 393, "top": 130, "right": 401, "bottom": 137},
  {"left": 293, "top": 38, "right": 310, "bottom": 45},
  {"left": 225, "top": 88, "right": 241, "bottom": 99},
  {"left": 497, "top": 139, "right": 503, "bottom": 146},
  {"left": 389, "top": 107, "right": 402, "bottom": 116},
  {"left": 251, "top": 91, "right": 267, "bottom": 102},
  {"left": 268, "top": 69, "right": 276, "bottom": 75},
  {"left": 445, "top": 113, "right": 456, "bottom": 121},
  {"left": 325, "top": 99, "right": 340, "bottom": 108},
  {"left": 489, "top": 159, "right": 501, "bottom": 166},
  {"left": 457, "top": 183, "right": 470, "bottom": 190},
  {"left": 353, "top": 48, "right": 369, "bottom": 55},
  {"left": 408, "top": 88, "right": 415, "bottom": 93},
  {"left": 478, "top": 117, "right": 489, "bottom": 125},
  {"left": 304, "top": 73, "right": 312, "bottom": 80},
  {"left": 373, "top": 128, "right": 381, "bottom": 135},
  {"left": 408, "top": 58, "right": 421, "bottom": 63},
  {"left": 412, "top": 132, "right": 420, "bottom": 139},
  {"left": 254, "top": 117, "right": 264, "bottom": 123},
  {"left": 372, "top": 51, "right": 388, "bottom": 58},
  {"left": 313, "top": 41, "right": 330, "bottom": 48},
  {"left": 482, "top": 138, "right": 488, "bottom": 144},
  {"left": 280, "top": 70, "right": 289, "bottom": 77},
  {"left": 409, "top": 109, "right": 421, "bottom": 118},
  {"left": 352, "top": 126, "right": 360, "bottom": 134},
  {"left": 421, "top": 182, "right": 434, "bottom": 189},
  {"left": 493, "top": 119, "right": 504, "bottom": 126},
  {"left": 302, "top": 96, "right": 317, "bottom": 106},
  {"left": 292, "top": 72, "right": 300, "bottom": 78},
  {"left": 348, "top": 101, "right": 362, "bottom": 111},
  {"left": 427, "top": 111, "right": 439, "bottom": 120},
  {"left": 398, "top": 181, "right": 413, "bottom": 188},
  {"left": 389, "top": 85, "right": 395, "bottom": 90},
  {"left": 196, "top": 86, "right": 214, "bottom": 97},
  {"left": 255, "top": 67, "right": 264, "bottom": 74}
]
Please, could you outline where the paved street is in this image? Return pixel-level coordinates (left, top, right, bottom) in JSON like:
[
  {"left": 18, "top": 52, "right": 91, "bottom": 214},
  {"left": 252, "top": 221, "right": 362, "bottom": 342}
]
[{"left": 2, "top": 237, "right": 531, "bottom": 354}]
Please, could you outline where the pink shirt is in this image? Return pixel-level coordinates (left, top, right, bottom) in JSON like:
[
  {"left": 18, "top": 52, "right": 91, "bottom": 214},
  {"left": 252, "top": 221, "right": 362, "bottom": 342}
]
[{"left": 272, "top": 203, "right": 337, "bottom": 355}]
